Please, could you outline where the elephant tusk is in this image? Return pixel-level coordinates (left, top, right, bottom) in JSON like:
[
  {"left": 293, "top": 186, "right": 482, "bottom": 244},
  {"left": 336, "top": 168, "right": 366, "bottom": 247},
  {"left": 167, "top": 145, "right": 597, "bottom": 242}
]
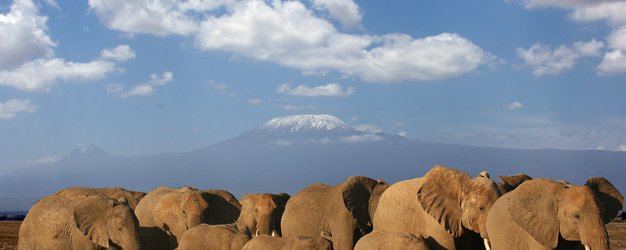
[
  {"left": 271, "top": 230, "right": 276, "bottom": 237},
  {"left": 483, "top": 238, "right": 491, "bottom": 250},
  {"left": 584, "top": 245, "right": 591, "bottom": 250},
  {"left": 255, "top": 229, "right": 259, "bottom": 237}
]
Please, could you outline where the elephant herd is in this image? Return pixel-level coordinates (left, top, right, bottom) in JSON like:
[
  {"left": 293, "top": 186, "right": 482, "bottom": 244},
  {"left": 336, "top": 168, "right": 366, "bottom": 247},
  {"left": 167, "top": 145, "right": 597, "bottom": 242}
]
[{"left": 17, "top": 165, "right": 624, "bottom": 250}]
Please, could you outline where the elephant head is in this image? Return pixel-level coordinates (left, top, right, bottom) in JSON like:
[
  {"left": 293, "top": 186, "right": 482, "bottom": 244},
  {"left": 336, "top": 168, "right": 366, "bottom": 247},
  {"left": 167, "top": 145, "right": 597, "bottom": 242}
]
[
  {"left": 341, "top": 176, "right": 390, "bottom": 236},
  {"left": 237, "top": 193, "right": 290, "bottom": 237},
  {"left": 508, "top": 178, "right": 624, "bottom": 250},
  {"left": 154, "top": 187, "right": 210, "bottom": 239},
  {"left": 73, "top": 195, "right": 141, "bottom": 250},
  {"left": 417, "top": 166, "right": 501, "bottom": 241},
  {"left": 498, "top": 174, "right": 533, "bottom": 193},
  {"left": 101, "top": 188, "right": 146, "bottom": 210}
]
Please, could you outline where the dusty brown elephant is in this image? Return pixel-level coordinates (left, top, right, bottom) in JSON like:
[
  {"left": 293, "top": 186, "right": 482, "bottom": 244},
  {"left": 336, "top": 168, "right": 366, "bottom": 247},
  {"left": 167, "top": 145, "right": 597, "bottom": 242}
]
[
  {"left": 134, "top": 186, "right": 242, "bottom": 250},
  {"left": 178, "top": 224, "right": 251, "bottom": 250},
  {"left": 496, "top": 174, "right": 532, "bottom": 194},
  {"left": 18, "top": 195, "right": 141, "bottom": 250},
  {"left": 486, "top": 177, "right": 624, "bottom": 250},
  {"left": 281, "top": 176, "right": 389, "bottom": 250},
  {"left": 354, "top": 230, "right": 429, "bottom": 250},
  {"left": 237, "top": 193, "right": 290, "bottom": 237},
  {"left": 373, "top": 166, "right": 501, "bottom": 250},
  {"left": 242, "top": 235, "right": 332, "bottom": 250},
  {"left": 54, "top": 186, "right": 146, "bottom": 210}
]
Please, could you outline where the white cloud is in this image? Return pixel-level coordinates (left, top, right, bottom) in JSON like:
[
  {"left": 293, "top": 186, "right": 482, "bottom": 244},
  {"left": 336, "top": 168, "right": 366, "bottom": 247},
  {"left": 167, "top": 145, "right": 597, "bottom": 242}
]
[
  {"left": 0, "top": 99, "right": 37, "bottom": 119},
  {"left": 617, "top": 144, "right": 626, "bottom": 151},
  {"left": 0, "top": 0, "right": 56, "bottom": 70},
  {"left": 248, "top": 98, "right": 263, "bottom": 105},
  {"left": 569, "top": 2, "right": 626, "bottom": 25},
  {"left": 87, "top": 0, "right": 211, "bottom": 36},
  {"left": 312, "top": 0, "right": 362, "bottom": 29},
  {"left": 597, "top": 49, "right": 626, "bottom": 75},
  {"left": 25, "top": 153, "right": 63, "bottom": 165},
  {"left": 42, "top": 0, "right": 60, "bottom": 10},
  {"left": 91, "top": 0, "right": 490, "bottom": 83},
  {"left": 278, "top": 104, "right": 315, "bottom": 110},
  {"left": 508, "top": 101, "right": 525, "bottom": 110},
  {"left": 209, "top": 80, "right": 236, "bottom": 97},
  {"left": 0, "top": 58, "right": 117, "bottom": 92},
  {"left": 101, "top": 45, "right": 136, "bottom": 62},
  {"left": 516, "top": 39, "right": 604, "bottom": 76},
  {"left": 398, "top": 131, "right": 407, "bottom": 137},
  {"left": 108, "top": 71, "right": 174, "bottom": 97},
  {"left": 607, "top": 26, "right": 626, "bottom": 51},
  {"left": 277, "top": 83, "right": 354, "bottom": 97},
  {"left": 341, "top": 134, "right": 384, "bottom": 143},
  {"left": 353, "top": 124, "right": 383, "bottom": 133}
]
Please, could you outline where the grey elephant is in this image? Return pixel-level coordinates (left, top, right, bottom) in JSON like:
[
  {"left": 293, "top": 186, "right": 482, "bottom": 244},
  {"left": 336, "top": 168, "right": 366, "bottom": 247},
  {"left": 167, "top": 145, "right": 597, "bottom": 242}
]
[
  {"left": 54, "top": 187, "right": 146, "bottom": 210},
  {"left": 237, "top": 193, "right": 290, "bottom": 237},
  {"left": 178, "top": 224, "right": 251, "bottom": 250},
  {"left": 134, "top": 186, "right": 242, "bottom": 250},
  {"left": 18, "top": 195, "right": 141, "bottom": 250},
  {"left": 373, "top": 166, "right": 501, "bottom": 250},
  {"left": 355, "top": 230, "right": 429, "bottom": 250},
  {"left": 486, "top": 177, "right": 624, "bottom": 250},
  {"left": 281, "top": 176, "right": 389, "bottom": 250},
  {"left": 242, "top": 235, "right": 332, "bottom": 250}
]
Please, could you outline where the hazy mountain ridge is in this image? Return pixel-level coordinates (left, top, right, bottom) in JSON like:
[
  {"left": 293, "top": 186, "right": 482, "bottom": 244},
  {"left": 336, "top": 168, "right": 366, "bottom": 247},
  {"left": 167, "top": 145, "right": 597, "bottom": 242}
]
[{"left": 1, "top": 115, "right": 625, "bottom": 211}]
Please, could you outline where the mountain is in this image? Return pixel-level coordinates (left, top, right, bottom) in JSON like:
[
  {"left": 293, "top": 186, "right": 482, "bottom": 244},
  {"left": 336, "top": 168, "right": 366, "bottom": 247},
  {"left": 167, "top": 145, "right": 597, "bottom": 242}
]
[{"left": 1, "top": 114, "right": 625, "bottom": 211}]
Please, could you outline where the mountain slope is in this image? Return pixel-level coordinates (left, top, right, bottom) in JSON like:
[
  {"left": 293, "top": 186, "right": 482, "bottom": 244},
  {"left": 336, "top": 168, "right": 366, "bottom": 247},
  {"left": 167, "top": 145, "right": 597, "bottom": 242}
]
[{"left": 1, "top": 114, "right": 625, "bottom": 211}]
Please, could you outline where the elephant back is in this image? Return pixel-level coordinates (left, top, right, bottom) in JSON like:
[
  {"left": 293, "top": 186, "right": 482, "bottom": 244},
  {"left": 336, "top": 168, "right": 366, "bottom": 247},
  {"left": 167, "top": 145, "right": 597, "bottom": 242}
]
[{"left": 134, "top": 186, "right": 176, "bottom": 224}]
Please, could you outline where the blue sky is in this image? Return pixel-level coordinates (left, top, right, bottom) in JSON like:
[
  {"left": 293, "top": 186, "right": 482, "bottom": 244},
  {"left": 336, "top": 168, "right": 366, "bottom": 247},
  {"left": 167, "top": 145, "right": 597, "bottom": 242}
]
[{"left": 1, "top": 0, "right": 626, "bottom": 171}]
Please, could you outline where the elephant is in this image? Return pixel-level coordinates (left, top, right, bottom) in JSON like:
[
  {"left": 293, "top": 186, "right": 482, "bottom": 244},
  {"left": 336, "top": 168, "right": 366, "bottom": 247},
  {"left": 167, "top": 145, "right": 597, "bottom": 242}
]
[
  {"left": 281, "top": 176, "right": 389, "bottom": 250},
  {"left": 373, "top": 166, "right": 501, "bottom": 250},
  {"left": 237, "top": 193, "right": 290, "bottom": 237},
  {"left": 18, "top": 195, "right": 141, "bottom": 250},
  {"left": 354, "top": 230, "right": 429, "bottom": 250},
  {"left": 242, "top": 235, "right": 332, "bottom": 250},
  {"left": 134, "top": 186, "right": 242, "bottom": 250},
  {"left": 486, "top": 177, "right": 624, "bottom": 250},
  {"left": 54, "top": 187, "right": 146, "bottom": 210},
  {"left": 496, "top": 174, "right": 532, "bottom": 194},
  {"left": 178, "top": 224, "right": 251, "bottom": 250}
]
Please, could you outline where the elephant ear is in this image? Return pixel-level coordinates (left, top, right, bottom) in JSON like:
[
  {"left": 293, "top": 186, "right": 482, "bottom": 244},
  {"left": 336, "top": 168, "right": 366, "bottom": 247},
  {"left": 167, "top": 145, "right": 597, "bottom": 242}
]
[
  {"left": 585, "top": 177, "right": 625, "bottom": 223},
  {"left": 341, "top": 176, "right": 374, "bottom": 235},
  {"left": 73, "top": 196, "right": 112, "bottom": 248},
  {"left": 507, "top": 179, "right": 561, "bottom": 248},
  {"left": 417, "top": 166, "right": 469, "bottom": 237},
  {"left": 153, "top": 194, "right": 187, "bottom": 236},
  {"left": 499, "top": 174, "right": 533, "bottom": 192},
  {"left": 275, "top": 193, "right": 291, "bottom": 208}
]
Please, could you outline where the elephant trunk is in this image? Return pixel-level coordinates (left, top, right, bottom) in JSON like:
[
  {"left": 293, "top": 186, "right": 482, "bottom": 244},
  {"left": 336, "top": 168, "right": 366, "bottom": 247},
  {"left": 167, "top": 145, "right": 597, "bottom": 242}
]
[
  {"left": 580, "top": 217, "right": 609, "bottom": 250},
  {"left": 256, "top": 213, "right": 273, "bottom": 236},
  {"left": 187, "top": 215, "right": 202, "bottom": 230}
]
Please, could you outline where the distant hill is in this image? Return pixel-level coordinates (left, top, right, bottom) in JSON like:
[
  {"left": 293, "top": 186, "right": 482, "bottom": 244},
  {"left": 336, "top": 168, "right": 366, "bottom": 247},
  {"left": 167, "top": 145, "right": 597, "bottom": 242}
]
[{"left": 1, "top": 114, "right": 625, "bottom": 211}]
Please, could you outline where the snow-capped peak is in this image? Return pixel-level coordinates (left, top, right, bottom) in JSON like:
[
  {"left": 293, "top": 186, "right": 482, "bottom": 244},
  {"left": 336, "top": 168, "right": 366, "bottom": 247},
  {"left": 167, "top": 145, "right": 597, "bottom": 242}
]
[
  {"left": 261, "top": 114, "right": 347, "bottom": 132},
  {"left": 70, "top": 143, "right": 107, "bottom": 157}
]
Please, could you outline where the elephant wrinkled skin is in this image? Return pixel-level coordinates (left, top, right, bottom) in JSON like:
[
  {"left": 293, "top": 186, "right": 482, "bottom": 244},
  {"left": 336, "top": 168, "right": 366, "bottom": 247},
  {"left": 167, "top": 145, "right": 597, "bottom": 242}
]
[
  {"left": 373, "top": 166, "right": 501, "bottom": 250},
  {"left": 355, "top": 230, "right": 429, "bottom": 250},
  {"left": 242, "top": 235, "right": 332, "bottom": 250},
  {"left": 281, "top": 176, "right": 389, "bottom": 250},
  {"left": 486, "top": 177, "right": 624, "bottom": 250},
  {"left": 178, "top": 224, "right": 251, "bottom": 250},
  {"left": 18, "top": 195, "right": 141, "bottom": 250}
]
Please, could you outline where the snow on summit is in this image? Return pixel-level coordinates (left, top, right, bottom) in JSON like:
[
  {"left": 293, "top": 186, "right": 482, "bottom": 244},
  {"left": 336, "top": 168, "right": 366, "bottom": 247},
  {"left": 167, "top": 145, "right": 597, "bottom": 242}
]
[{"left": 261, "top": 114, "right": 347, "bottom": 132}]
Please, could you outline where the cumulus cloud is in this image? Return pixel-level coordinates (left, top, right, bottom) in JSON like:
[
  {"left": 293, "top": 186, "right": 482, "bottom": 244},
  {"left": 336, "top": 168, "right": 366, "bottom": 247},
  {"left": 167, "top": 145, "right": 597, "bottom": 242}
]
[
  {"left": 0, "top": 58, "right": 117, "bottom": 92},
  {"left": 277, "top": 83, "right": 354, "bottom": 97},
  {"left": 0, "top": 99, "right": 37, "bottom": 119},
  {"left": 90, "top": 0, "right": 491, "bottom": 83},
  {"left": 107, "top": 71, "right": 174, "bottom": 97},
  {"left": 353, "top": 124, "right": 383, "bottom": 133},
  {"left": 508, "top": 101, "right": 525, "bottom": 110},
  {"left": 597, "top": 49, "right": 626, "bottom": 75},
  {"left": 100, "top": 45, "right": 136, "bottom": 62},
  {"left": 341, "top": 134, "right": 384, "bottom": 143},
  {"left": 0, "top": 0, "right": 56, "bottom": 70},
  {"left": 312, "top": 0, "right": 362, "bottom": 28},
  {"left": 516, "top": 39, "right": 604, "bottom": 76}
]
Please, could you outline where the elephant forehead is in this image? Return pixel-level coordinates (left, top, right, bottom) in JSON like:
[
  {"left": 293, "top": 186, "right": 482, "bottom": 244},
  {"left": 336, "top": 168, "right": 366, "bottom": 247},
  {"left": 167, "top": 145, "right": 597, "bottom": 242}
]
[
  {"left": 561, "top": 187, "right": 598, "bottom": 206},
  {"left": 256, "top": 195, "right": 277, "bottom": 207}
]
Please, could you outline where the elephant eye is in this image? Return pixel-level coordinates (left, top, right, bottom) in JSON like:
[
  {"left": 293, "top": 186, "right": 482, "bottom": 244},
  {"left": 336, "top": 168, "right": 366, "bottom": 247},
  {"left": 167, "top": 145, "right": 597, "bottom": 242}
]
[
  {"left": 182, "top": 210, "right": 187, "bottom": 215},
  {"left": 478, "top": 207, "right": 485, "bottom": 212},
  {"left": 574, "top": 214, "right": 580, "bottom": 219}
]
